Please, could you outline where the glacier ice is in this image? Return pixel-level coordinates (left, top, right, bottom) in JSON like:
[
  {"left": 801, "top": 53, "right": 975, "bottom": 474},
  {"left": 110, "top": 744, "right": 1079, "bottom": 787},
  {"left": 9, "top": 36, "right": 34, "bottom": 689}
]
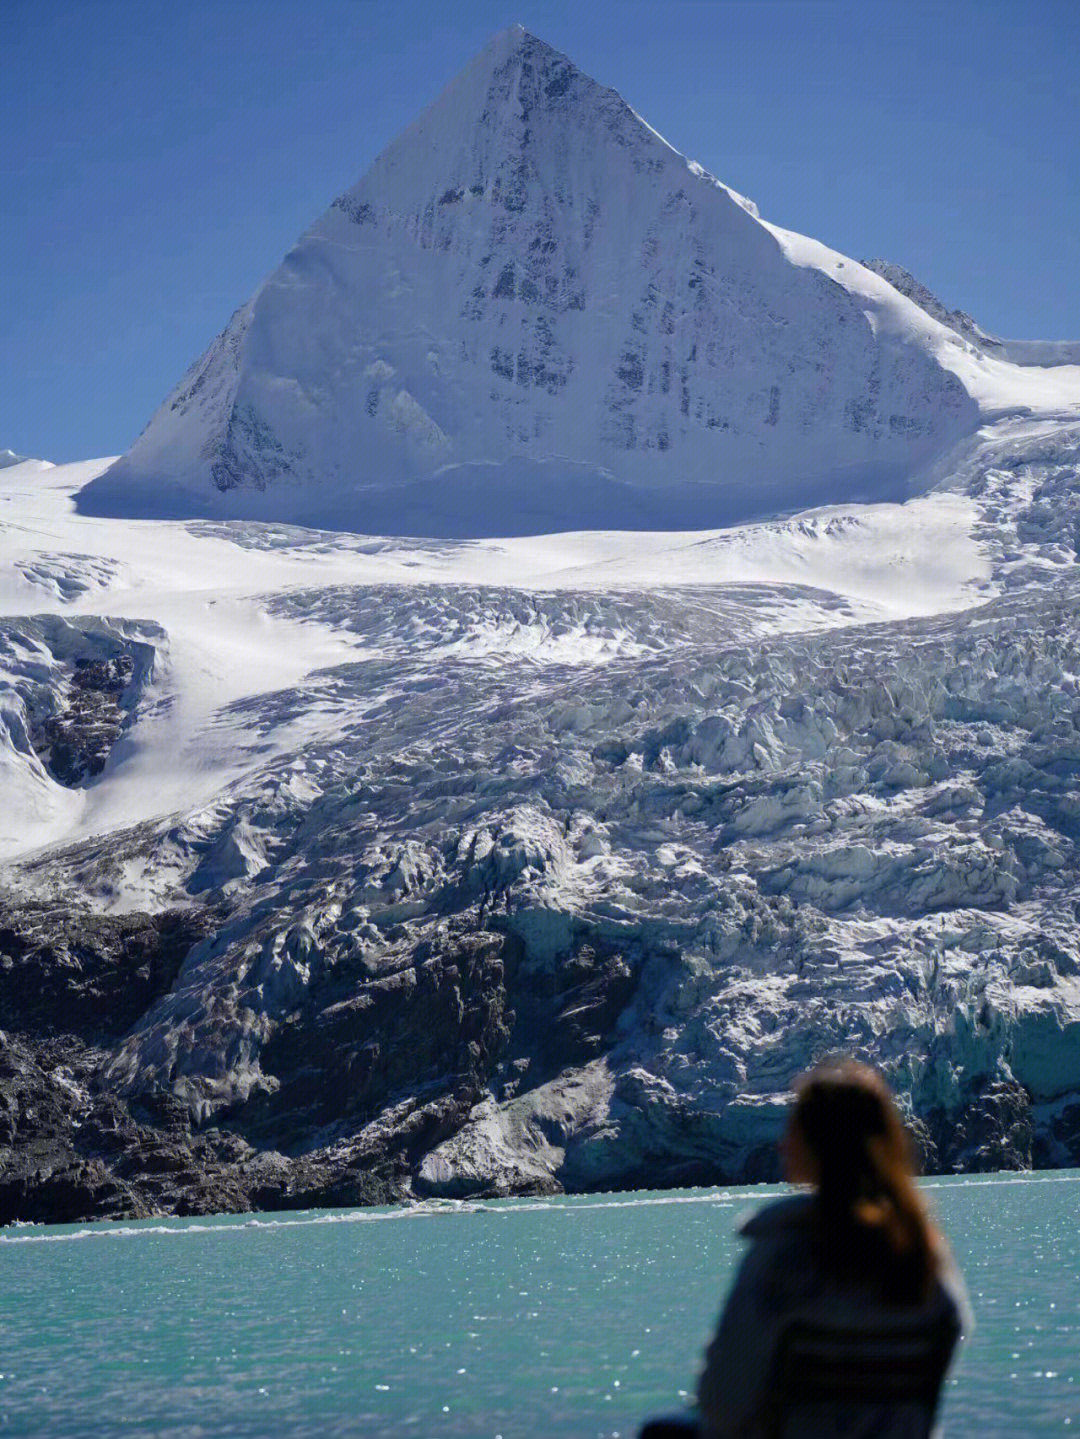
[{"left": 5, "top": 414, "right": 1080, "bottom": 1215}]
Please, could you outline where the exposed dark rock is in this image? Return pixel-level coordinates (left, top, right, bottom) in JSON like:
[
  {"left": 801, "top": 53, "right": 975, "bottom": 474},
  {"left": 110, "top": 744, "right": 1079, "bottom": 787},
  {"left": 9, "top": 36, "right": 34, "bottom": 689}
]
[
  {"left": 0, "top": 898, "right": 654, "bottom": 1224},
  {"left": 921, "top": 1081, "right": 1036, "bottom": 1173},
  {"left": 499, "top": 932, "right": 639, "bottom": 1080},
  {"left": 0, "top": 901, "right": 216, "bottom": 1041},
  {"left": 1032, "top": 1097, "right": 1080, "bottom": 1168},
  {"left": 0, "top": 1025, "right": 409, "bottom": 1227},
  {"left": 29, "top": 654, "right": 135, "bottom": 787},
  {"left": 241, "top": 931, "right": 512, "bottom": 1148},
  {"left": 1, "top": 870, "right": 1077, "bottom": 1225}
]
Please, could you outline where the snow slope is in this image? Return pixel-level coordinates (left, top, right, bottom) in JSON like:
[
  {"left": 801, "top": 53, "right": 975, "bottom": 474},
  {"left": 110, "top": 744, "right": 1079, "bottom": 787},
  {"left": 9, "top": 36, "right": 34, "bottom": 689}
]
[
  {"left": 77, "top": 27, "right": 1073, "bottom": 537},
  {"left": 1, "top": 449, "right": 994, "bottom": 868}
]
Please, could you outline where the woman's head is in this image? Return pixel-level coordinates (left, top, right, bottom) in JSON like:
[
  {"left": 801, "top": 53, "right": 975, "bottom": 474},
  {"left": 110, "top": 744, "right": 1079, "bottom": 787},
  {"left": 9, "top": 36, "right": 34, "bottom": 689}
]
[
  {"left": 784, "top": 1058, "right": 911, "bottom": 1189},
  {"left": 783, "top": 1059, "right": 940, "bottom": 1303}
]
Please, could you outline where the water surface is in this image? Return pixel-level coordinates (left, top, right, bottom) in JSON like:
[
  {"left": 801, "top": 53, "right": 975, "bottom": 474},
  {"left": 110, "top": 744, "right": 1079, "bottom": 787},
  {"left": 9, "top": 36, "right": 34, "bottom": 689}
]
[{"left": 1, "top": 1171, "right": 1077, "bottom": 1435}]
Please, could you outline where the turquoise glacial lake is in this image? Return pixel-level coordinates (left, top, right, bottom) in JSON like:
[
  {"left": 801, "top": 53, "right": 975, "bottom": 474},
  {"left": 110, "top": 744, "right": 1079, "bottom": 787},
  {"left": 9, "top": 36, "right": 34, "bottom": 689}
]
[{"left": 1, "top": 1171, "right": 1077, "bottom": 1436}]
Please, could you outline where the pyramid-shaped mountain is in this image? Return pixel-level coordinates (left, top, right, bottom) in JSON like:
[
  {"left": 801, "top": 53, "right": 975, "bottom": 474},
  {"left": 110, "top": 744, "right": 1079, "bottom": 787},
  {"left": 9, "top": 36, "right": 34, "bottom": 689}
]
[{"left": 80, "top": 26, "right": 988, "bottom": 536}]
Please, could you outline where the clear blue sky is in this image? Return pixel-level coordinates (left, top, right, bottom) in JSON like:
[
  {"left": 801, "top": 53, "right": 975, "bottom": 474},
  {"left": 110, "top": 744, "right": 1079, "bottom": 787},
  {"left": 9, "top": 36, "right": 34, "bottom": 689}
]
[{"left": 4, "top": 0, "right": 1078, "bottom": 463}]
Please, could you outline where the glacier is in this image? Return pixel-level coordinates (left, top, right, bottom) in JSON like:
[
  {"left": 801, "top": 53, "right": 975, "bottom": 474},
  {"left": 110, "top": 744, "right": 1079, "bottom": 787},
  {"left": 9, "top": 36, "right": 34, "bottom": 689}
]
[{"left": 2, "top": 29, "right": 1080, "bottom": 1222}]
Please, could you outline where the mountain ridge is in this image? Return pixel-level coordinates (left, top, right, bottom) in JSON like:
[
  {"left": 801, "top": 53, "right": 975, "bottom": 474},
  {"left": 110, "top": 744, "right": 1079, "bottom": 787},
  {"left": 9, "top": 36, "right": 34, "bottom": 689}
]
[{"left": 863, "top": 256, "right": 1080, "bottom": 368}]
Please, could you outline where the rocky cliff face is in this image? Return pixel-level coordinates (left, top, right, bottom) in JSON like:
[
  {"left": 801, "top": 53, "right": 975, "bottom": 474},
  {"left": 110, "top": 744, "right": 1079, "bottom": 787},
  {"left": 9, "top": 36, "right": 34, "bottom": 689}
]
[{"left": 78, "top": 27, "right": 982, "bottom": 535}]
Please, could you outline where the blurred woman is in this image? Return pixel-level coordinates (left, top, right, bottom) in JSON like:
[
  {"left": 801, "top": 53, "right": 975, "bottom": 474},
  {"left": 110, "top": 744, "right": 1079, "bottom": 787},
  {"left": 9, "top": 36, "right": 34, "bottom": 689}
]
[{"left": 689, "top": 1060, "right": 970, "bottom": 1437}]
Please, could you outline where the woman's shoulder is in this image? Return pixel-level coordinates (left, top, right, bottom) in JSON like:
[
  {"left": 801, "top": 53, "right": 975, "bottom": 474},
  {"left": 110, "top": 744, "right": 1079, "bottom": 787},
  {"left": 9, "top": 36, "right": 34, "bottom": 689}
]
[
  {"left": 737, "top": 1191, "right": 972, "bottom": 1334},
  {"left": 734, "top": 1193, "right": 822, "bottom": 1300},
  {"left": 738, "top": 1190, "right": 817, "bottom": 1240},
  {"left": 934, "top": 1237, "right": 974, "bottom": 1336}
]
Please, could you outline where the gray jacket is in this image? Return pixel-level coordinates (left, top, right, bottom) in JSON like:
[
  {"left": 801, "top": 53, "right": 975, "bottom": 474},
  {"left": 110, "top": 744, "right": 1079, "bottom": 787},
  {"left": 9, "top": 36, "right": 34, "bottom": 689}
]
[{"left": 697, "top": 1193, "right": 971, "bottom": 1438}]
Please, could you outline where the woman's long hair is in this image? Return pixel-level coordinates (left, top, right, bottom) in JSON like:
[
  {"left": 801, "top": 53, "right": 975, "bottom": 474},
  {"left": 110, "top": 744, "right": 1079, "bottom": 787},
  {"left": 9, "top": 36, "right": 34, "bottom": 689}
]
[{"left": 788, "top": 1060, "right": 941, "bottom": 1304}]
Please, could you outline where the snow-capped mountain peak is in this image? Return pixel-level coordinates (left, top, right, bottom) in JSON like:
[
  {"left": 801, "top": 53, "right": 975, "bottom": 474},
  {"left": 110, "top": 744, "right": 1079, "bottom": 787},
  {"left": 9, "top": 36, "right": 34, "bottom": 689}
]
[
  {"left": 78, "top": 31, "right": 1073, "bottom": 536},
  {"left": 349, "top": 24, "right": 755, "bottom": 222}
]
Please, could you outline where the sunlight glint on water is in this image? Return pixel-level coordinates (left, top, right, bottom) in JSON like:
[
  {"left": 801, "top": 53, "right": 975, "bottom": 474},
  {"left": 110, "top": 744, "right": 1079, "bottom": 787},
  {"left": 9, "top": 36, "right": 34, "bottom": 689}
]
[{"left": 1, "top": 1171, "right": 1077, "bottom": 1436}]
